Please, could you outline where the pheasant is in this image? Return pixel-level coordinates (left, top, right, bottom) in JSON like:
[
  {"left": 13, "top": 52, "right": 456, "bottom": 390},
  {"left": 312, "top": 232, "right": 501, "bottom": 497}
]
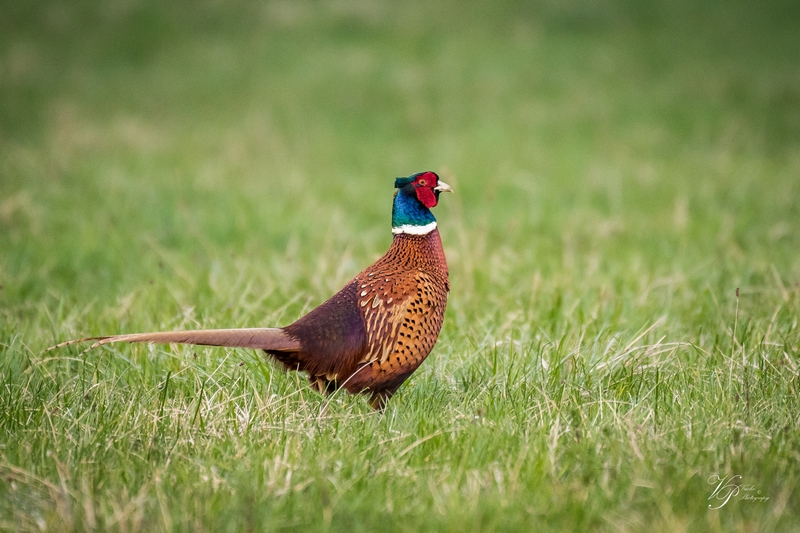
[{"left": 48, "top": 171, "right": 452, "bottom": 409}]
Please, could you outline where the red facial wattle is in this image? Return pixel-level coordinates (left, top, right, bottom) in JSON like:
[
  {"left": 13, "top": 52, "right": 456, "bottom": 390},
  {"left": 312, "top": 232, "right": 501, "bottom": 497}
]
[
  {"left": 413, "top": 172, "right": 440, "bottom": 208},
  {"left": 416, "top": 186, "right": 437, "bottom": 208}
]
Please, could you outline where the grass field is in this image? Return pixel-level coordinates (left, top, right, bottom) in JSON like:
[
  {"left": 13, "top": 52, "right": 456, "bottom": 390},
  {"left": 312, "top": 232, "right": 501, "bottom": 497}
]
[{"left": 2, "top": 0, "right": 800, "bottom": 530}]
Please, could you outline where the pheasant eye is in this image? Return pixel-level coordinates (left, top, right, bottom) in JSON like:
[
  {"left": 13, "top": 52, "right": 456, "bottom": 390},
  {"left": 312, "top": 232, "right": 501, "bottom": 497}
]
[{"left": 419, "top": 179, "right": 427, "bottom": 186}]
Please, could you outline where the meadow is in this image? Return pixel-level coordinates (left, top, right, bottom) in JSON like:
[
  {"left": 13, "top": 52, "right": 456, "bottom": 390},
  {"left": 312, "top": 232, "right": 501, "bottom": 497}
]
[{"left": 1, "top": 0, "right": 799, "bottom": 530}]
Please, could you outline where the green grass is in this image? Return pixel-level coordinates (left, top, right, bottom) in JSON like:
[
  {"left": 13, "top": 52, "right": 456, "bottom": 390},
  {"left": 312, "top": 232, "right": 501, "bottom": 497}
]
[{"left": 2, "top": 0, "right": 800, "bottom": 530}]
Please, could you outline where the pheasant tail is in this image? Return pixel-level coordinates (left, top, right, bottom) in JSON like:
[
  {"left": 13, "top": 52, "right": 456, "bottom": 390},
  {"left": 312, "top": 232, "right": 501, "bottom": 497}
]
[{"left": 46, "top": 328, "right": 300, "bottom": 355}]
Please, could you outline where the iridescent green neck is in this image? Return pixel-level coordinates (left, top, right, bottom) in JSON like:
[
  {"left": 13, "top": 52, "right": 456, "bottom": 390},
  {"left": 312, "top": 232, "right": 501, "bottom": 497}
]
[{"left": 392, "top": 188, "right": 437, "bottom": 235}]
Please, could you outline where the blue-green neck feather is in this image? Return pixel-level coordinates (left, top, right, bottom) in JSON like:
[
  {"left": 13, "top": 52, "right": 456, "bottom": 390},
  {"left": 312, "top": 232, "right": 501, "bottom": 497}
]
[{"left": 392, "top": 188, "right": 436, "bottom": 228}]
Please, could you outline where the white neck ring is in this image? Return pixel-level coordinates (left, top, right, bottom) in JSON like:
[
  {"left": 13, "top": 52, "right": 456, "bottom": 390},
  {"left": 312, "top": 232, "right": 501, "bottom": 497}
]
[{"left": 392, "top": 221, "right": 437, "bottom": 235}]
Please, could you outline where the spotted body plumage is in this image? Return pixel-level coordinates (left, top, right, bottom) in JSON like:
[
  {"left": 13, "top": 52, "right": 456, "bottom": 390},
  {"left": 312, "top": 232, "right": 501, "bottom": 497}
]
[
  {"left": 48, "top": 171, "right": 452, "bottom": 409},
  {"left": 283, "top": 228, "right": 449, "bottom": 407}
]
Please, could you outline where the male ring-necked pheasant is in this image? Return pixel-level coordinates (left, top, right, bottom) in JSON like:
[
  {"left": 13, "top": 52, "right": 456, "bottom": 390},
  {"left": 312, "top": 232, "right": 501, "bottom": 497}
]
[{"left": 49, "top": 171, "right": 452, "bottom": 409}]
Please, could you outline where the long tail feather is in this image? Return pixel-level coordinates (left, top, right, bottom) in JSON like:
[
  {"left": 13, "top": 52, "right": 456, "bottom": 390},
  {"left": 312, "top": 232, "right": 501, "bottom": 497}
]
[{"left": 46, "top": 328, "right": 301, "bottom": 355}]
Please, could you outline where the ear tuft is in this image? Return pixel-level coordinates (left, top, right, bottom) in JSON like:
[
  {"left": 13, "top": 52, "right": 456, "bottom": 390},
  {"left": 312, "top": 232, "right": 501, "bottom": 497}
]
[{"left": 395, "top": 177, "right": 414, "bottom": 188}]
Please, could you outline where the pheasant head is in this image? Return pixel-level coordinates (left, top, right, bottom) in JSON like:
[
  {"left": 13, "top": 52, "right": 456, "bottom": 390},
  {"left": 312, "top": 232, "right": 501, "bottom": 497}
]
[{"left": 392, "top": 171, "right": 453, "bottom": 235}]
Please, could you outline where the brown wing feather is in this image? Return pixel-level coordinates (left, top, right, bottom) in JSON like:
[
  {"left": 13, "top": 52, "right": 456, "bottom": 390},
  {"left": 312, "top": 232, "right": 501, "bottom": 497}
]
[
  {"left": 342, "top": 267, "right": 448, "bottom": 403},
  {"left": 357, "top": 273, "right": 415, "bottom": 366}
]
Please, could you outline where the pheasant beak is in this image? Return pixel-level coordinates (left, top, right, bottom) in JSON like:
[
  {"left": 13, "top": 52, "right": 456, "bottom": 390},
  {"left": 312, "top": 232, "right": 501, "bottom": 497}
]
[{"left": 434, "top": 180, "right": 453, "bottom": 193}]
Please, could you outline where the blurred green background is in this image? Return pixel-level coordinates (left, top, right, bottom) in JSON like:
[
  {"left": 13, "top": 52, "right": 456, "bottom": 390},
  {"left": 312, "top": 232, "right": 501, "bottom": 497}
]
[
  {"left": 2, "top": 0, "right": 799, "bottom": 530},
  {"left": 2, "top": 0, "right": 799, "bottom": 347},
  {"left": 3, "top": 0, "right": 799, "bottom": 298}
]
